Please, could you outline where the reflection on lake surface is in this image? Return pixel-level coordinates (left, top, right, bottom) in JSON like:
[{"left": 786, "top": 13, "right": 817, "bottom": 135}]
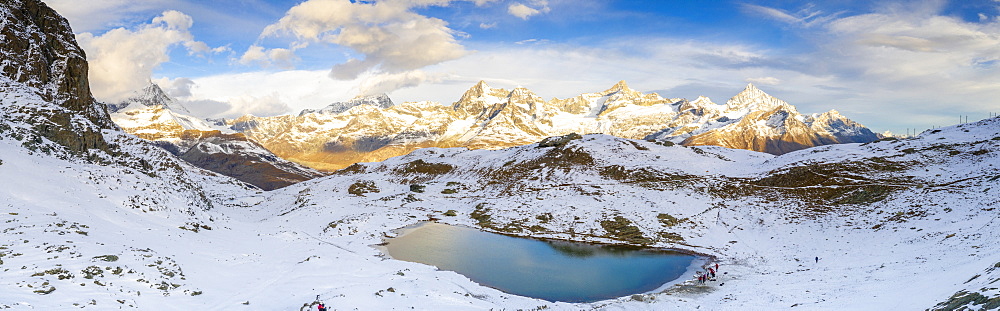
[{"left": 382, "top": 222, "right": 698, "bottom": 303}]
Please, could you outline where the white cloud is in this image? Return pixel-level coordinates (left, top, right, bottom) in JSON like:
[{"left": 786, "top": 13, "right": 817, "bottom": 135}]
[
  {"left": 480, "top": 22, "right": 497, "bottom": 29},
  {"left": 152, "top": 77, "right": 195, "bottom": 97},
  {"left": 249, "top": 0, "right": 472, "bottom": 81},
  {"left": 508, "top": 4, "right": 540, "bottom": 20},
  {"left": 77, "top": 10, "right": 219, "bottom": 103},
  {"left": 183, "top": 70, "right": 358, "bottom": 118},
  {"left": 357, "top": 70, "right": 442, "bottom": 96},
  {"left": 238, "top": 45, "right": 298, "bottom": 68},
  {"left": 223, "top": 94, "right": 290, "bottom": 118},
  {"left": 152, "top": 9, "right": 193, "bottom": 30},
  {"left": 175, "top": 95, "right": 290, "bottom": 119},
  {"left": 507, "top": 1, "right": 550, "bottom": 20}
]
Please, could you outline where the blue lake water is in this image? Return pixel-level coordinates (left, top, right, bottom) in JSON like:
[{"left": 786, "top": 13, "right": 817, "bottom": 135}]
[{"left": 382, "top": 222, "right": 700, "bottom": 303}]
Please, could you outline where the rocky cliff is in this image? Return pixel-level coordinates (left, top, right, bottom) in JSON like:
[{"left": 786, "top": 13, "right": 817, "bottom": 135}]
[
  {"left": 0, "top": 0, "right": 114, "bottom": 157},
  {"left": 0, "top": 0, "right": 234, "bottom": 211}
]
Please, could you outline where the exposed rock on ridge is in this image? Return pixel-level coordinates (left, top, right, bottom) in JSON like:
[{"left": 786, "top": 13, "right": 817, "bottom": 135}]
[{"left": 299, "top": 94, "right": 393, "bottom": 116}]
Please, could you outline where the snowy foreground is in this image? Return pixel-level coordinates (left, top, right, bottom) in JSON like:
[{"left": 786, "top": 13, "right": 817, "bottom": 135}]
[{"left": 1, "top": 117, "right": 999, "bottom": 310}]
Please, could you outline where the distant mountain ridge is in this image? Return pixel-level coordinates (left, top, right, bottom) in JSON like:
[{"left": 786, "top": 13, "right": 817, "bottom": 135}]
[
  {"left": 109, "top": 84, "right": 324, "bottom": 190},
  {"left": 298, "top": 93, "right": 393, "bottom": 116},
  {"left": 230, "top": 81, "right": 879, "bottom": 171}
]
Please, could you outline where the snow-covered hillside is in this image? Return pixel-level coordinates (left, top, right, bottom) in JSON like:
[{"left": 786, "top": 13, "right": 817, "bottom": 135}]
[
  {"left": 1, "top": 1, "right": 998, "bottom": 310},
  {"left": 5, "top": 117, "right": 997, "bottom": 310}
]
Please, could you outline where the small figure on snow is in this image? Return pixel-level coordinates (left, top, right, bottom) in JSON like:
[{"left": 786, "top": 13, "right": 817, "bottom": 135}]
[
  {"left": 715, "top": 262, "right": 719, "bottom": 271},
  {"left": 318, "top": 302, "right": 327, "bottom": 311},
  {"left": 708, "top": 267, "right": 716, "bottom": 279},
  {"left": 815, "top": 256, "right": 819, "bottom": 263}
]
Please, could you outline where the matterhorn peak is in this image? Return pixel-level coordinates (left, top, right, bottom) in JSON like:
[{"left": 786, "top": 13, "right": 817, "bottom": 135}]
[{"left": 110, "top": 83, "right": 191, "bottom": 114}]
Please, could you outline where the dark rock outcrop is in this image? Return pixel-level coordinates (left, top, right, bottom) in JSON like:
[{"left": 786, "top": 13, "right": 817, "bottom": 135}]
[{"left": 0, "top": 0, "right": 115, "bottom": 157}]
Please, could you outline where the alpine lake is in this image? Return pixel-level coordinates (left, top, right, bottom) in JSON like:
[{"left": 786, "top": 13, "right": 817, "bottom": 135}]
[{"left": 380, "top": 222, "right": 703, "bottom": 303}]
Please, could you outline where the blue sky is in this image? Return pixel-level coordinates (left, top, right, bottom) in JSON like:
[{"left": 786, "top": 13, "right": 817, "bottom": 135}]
[{"left": 43, "top": 0, "right": 1000, "bottom": 134}]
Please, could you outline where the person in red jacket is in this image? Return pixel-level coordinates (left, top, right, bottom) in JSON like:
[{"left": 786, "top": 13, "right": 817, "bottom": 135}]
[{"left": 318, "top": 302, "right": 327, "bottom": 311}]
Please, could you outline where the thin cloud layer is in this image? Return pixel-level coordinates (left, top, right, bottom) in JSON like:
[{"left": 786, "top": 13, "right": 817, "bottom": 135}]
[
  {"left": 742, "top": 2, "right": 1000, "bottom": 128},
  {"left": 43, "top": 0, "right": 176, "bottom": 32}
]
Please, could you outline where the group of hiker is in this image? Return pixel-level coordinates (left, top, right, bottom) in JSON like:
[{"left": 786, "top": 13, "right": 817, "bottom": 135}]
[{"left": 695, "top": 262, "right": 720, "bottom": 284}]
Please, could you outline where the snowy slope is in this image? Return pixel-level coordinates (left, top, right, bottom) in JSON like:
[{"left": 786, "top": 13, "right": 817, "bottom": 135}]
[
  {"left": 4, "top": 118, "right": 999, "bottom": 310},
  {"left": 2, "top": 1, "right": 998, "bottom": 310}
]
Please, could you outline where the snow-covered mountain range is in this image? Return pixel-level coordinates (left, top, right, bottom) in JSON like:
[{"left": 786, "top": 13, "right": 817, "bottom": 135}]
[
  {"left": 298, "top": 93, "right": 394, "bottom": 116},
  {"left": 1, "top": 1, "right": 997, "bottom": 310},
  {"left": 232, "top": 80, "right": 878, "bottom": 171},
  {"left": 108, "top": 84, "right": 324, "bottom": 190}
]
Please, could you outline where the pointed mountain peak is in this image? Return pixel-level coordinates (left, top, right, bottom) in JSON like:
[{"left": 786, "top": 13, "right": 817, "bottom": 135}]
[
  {"left": 141, "top": 83, "right": 167, "bottom": 96},
  {"left": 726, "top": 83, "right": 787, "bottom": 111},
  {"left": 458, "top": 80, "right": 505, "bottom": 103},
  {"left": 735, "top": 83, "right": 768, "bottom": 98},
  {"left": 602, "top": 80, "right": 635, "bottom": 95},
  {"left": 473, "top": 80, "right": 490, "bottom": 90},
  {"left": 110, "top": 83, "right": 191, "bottom": 114}
]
